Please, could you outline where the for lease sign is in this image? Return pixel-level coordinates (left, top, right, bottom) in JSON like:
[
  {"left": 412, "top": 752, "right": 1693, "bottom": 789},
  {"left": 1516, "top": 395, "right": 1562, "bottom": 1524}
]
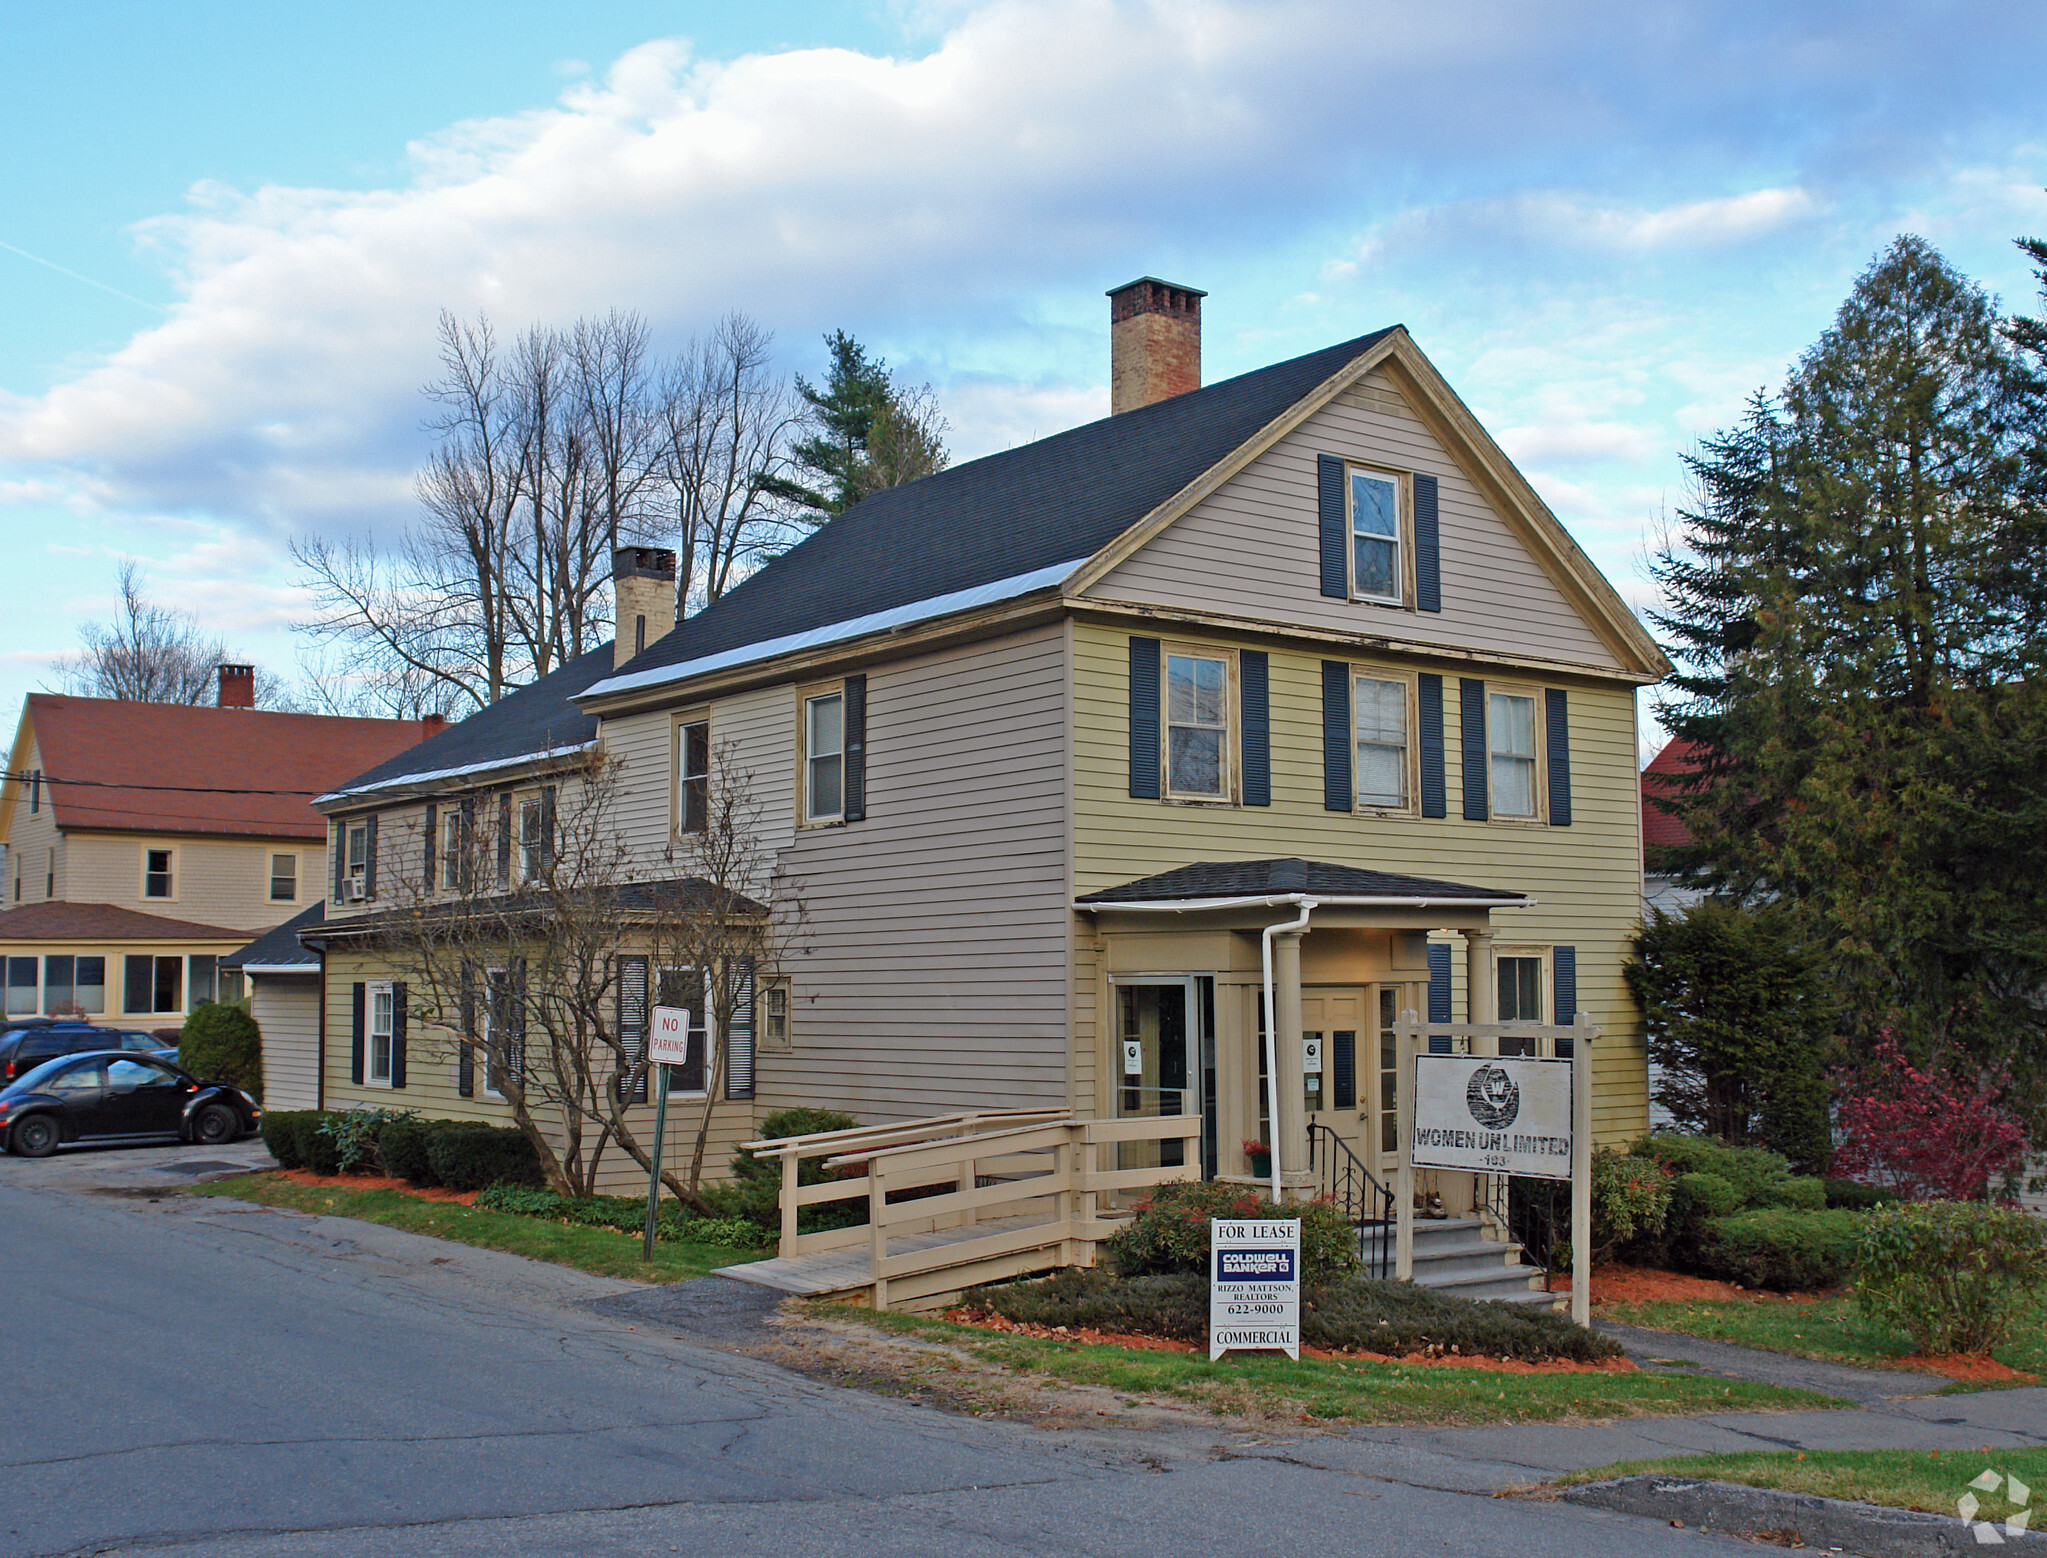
[{"left": 1209, "top": 1218, "right": 1301, "bottom": 1360}]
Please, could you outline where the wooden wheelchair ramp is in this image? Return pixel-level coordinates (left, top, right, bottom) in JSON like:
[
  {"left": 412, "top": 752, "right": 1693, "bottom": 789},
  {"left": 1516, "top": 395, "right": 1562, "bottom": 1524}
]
[{"left": 714, "top": 1110, "right": 1200, "bottom": 1313}]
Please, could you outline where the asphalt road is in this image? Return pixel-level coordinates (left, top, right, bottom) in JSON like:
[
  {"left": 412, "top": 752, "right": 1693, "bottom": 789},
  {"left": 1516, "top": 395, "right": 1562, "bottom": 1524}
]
[{"left": 0, "top": 1143, "right": 1854, "bottom": 1558}]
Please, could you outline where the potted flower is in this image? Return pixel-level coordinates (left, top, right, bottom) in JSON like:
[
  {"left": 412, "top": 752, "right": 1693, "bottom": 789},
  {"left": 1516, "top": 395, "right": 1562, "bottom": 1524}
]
[{"left": 1242, "top": 1139, "right": 1272, "bottom": 1178}]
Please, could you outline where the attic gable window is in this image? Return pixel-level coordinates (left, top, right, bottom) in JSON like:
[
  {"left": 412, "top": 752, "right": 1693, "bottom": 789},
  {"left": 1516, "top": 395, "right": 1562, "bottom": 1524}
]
[{"left": 1350, "top": 467, "right": 1403, "bottom": 604}]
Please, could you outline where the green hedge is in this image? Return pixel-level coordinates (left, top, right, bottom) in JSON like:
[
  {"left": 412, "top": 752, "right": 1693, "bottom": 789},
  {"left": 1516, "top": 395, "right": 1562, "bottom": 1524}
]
[
  {"left": 180, "top": 1001, "right": 263, "bottom": 1098},
  {"left": 1823, "top": 1178, "right": 1901, "bottom": 1211},
  {"left": 1858, "top": 1201, "right": 2047, "bottom": 1355},
  {"left": 705, "top": 1106, "right": 866, "bottom": 1236},
  {"left": 1697, "top": 1207, "right": 1866, "bottom": 1290},
  {"left": 260, "top": 1110, "right": 318, "bottom": 1169},
  {"left": 377, "top": 1116, "right": 437, "bottom": 1186},
  {"left": 970, "top": 1269, "right": 1621, "bottom": 1363},
  {"left": 1102, "top": 1180, "right": 1360, "bottom": 1281},
  {"left": 423, "top": 1121, "right": 542, "bottom": 1191}
]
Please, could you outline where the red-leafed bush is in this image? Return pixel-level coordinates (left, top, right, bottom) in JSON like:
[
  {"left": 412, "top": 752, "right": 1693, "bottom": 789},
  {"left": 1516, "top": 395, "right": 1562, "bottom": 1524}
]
[{"left": 1830, "top": 1034, "right": 2028, "bottom": 1203}]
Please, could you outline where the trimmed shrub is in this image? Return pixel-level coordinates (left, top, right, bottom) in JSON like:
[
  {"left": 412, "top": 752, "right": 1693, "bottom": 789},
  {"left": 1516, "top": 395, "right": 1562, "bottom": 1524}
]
[
  {"left": 301, "top": 1117, "right": 343, "bottom": 1176},
  {"left": 180, "top": 1001, "right": 263, "bottom": 1097},
  {"left": 1589, "top": 1148, "right": 1671, "bottom": 1266},
  {"left": 1857, "top": 1201, "right": 2047, "bottom": 1356},
  {"left": 260, "top": 1109, "right": 317, "bottom": 1169},
  {"left": 1639, "top": 1134, "right": 1800, "bottom": 1207},
  {"left": 377, "top": 1115, "right": 437, "bottom": 1187},
  {"left": 1101, "top": 1180, "right": 1359, "bottom": 1281},
  {"left": 425, "top": 1121, "right": 542, "bottom": 1191},
  {"left": 1764, "top": 1175, "right": 1829, "bottom": 1212},
  {"left": 970, "top": 1269, "right": 1621, "bottom": 1363},
  {"left": 1697, "top": 1207, "right": 1865, "bottom": 1291},
  {"left": 319, "top": 1107, "right": 412, "bottom": 1174},
  {"left": 1824, "top": 1178, "right": 1901, "bottom": 1211},
  {"left": 709, "top": 1106, "right": 866, "bottom": 1236}
]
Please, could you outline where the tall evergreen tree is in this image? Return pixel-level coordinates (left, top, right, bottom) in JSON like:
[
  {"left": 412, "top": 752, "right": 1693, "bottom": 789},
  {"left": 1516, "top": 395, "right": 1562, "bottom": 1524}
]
[
  {"left": 780, "top": 330, "right": 949, "bottom": 523},
  {"left": 1650, "top": 236, "right": 2047, "bottom": 1130}
]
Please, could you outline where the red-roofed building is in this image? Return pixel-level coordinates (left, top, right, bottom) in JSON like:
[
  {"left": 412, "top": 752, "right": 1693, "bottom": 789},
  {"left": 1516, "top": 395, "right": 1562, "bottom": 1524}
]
[
  {"left": 0, "top": 673, "right": 440, "bottom": 1027},
  {"left": 1641, "top": 736, "right": 1707, "bottom": 915}
]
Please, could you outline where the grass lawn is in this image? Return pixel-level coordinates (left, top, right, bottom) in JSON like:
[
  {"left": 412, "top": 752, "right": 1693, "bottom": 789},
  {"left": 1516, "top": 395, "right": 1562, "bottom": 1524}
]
[
  {"left": 197, "top": 1172, "right": 766, "bottom": 1285},
  {"left": 1603, "top": 1291, "right": 2047, "bottom": 1382},
  {"left": 1557, "top": 1446, "right": 2047, "bottom": 1522},
  {"left": 822, "top": 1305, "right": 1849, "bottom": 1427}
]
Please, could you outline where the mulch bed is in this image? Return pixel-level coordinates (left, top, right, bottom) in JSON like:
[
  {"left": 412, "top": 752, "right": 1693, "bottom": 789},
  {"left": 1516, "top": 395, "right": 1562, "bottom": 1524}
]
[
  {"left": 276, "top": 1168, "right": 479, "bottom": 1206},
  {"left": 942, "top": 1307, "right": 1639, "bottom": 1374}
]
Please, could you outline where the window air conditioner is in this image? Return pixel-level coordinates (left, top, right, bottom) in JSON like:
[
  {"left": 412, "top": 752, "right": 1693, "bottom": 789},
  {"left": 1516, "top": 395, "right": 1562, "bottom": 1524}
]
[{"left": 344, "top": 879, "right": 368, "bottom": 903}]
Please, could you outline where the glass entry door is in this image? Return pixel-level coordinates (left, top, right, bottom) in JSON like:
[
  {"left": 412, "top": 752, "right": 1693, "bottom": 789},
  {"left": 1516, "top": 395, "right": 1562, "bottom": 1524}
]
[{"left": 1114, "top": 979, "right": 1206, "bottom": 1175}]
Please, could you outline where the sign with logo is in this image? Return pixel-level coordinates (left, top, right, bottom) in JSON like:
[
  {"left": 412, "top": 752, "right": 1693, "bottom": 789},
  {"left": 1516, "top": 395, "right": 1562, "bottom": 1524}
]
[
  {"left": 1209, "top": 1218, "right": 1301, "bottom": 1360},
  {"left": 1411, "top": 1056, "right": 1572, "bottom": 1179},
  {"left": 1301, "top": 1034, "right": 1323, "bottom": 1075},
  {"left": 648, "top": 1005, "right": 695, "bottom": 1067},
  {"left": 1122, "top": 1038, "right": 1144, "bottom": 1076}
]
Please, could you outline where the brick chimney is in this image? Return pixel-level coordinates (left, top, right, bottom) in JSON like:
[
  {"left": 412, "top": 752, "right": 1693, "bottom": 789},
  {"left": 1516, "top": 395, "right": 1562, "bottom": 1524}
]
[
  {"left": 217, "top": 663, "right": 255, "bottom": 709},
  {"left": 613, "top": 546, "right": 678, "bottom": 670},
  {"left": 1108, "top": 277, "right": 1205, "bottom": 414}
]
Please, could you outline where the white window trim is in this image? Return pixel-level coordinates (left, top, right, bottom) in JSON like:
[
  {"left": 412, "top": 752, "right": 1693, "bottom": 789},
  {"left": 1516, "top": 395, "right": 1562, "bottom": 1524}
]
[
  {"left": 518, "top": 796, "right": 545, "bottom": 882},
  {"left": 760, "top": 978, "right": 792, "bottom": 1053},
  {"left": 656, "top": 965, "right": 712, "bottom": 1098},
  {"left": 1493, "top": 945, "right": 1551, "bottom": 1040},
  {"left": 1485, "top": 683, "right": 1546, "bottom": 823},
  {"left": 268, "top": 850, "right": 299, "bottom": 904},
  {"left": 1346, "top": 462, "right": 1411, "bottom": 608},
  {"left": 345, "top": 822, "right": 370, "bottom": 887},
  {"left": 797, "top": 683, "right": 846, "bottom": 827},
  {"left": 441, "top": 810, "right": 464, "bottom": 892},
  {"left": 674, "top": 715, "right": 710, "bottom": 838},
  {"left": 1159, "top": 642, "right": 1239, "bottom": 806},
  {"left": 140, "top": 844, "right": 178, "bottom": 903},
  {"left": 365, "top": 979, "right": 396, "bottom": 1087},
  {"left": 1349, "top": 665, "right": 1417, "bottom": 816}
]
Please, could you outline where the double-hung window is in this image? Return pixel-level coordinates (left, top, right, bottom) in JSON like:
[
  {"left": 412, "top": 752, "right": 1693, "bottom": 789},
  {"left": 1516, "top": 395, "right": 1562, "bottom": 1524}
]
[
  {"left": 1163, "top": 650, "right": 1230, "bottom": 801},
  {"left": 1349, "top": 467, "right": 1404, "bottom": 604},
  {"left": 1352, "top": 674, "right": 1410, "bottom": 810},
  {"left": 345, "top": 823, "right": 369, "bottom": 893},
  {"left": 269, "top": 852, "right": 297, "bottom": 903},
  {"left": 803, "top": 690, "right": 844, "bottom": 824},
  {"left": 367, "top": 981, "right": 395, "bottom": 1085},
  {"left": 1488, "top": 690, "right": 1540, "bottom": 819},
  {"left": 1496, "top": 951, "right": 1545, "bottom": 1055},
  {"left": 519, "top": 798, "right": 545, "bottom": 880},
  {"left": 677, "top": 720, "right": 709, "bottom": 835},
  {"left": 441, "top": 810, "right": 464, "bottom": 890},
  {"left": 143, "top": 848, "right": 174, "bottom": 900}
]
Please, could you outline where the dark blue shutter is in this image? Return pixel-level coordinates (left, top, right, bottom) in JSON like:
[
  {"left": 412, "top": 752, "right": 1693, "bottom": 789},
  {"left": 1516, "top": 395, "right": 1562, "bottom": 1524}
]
[
  {"left": 1413, "top": 473, "right": 1441, "bottom": 613},
  {"left": 1427, "top": 944, "right": 1453, "bottom": 1053},
  {"left": 1240, "top": 651, "right": 1270, "bottom": 806},
  {"left": 1417, "top": 672, "right": 1446, "bottom": 818},
  {"left": 1317, "top": 454, "right": 1347, "bottom": 598},
  {"left": 1460, "top": 678, "right": 1489, "bottom": 820},
  {"left": 1128, "top": 637, "right": 1160, "bottom": 799},
  {"left": 363, "top": 814, "right": 378, "bottom": 900},
  {"left": 1553, "top": 947, "right": 1577, "bottom": 1057},
  {"left": 1545, "top": 687, "right": 1572, "bottom": 826},
  {"left": 350, "top": 982, "right": 366, "bottom": 1084},
  {"left": 457, "top": 965, "right": 475, "bottom": 1097},
  {"left": 842, "top": 674, "right": 867, "bottom": 822},
  {"left": 1332, "top": 1030, "right": 1356, "bottom": 1110},
  {"left": 391, "top": 982, "right": 408, "bottom": 1088},
  {"left": 332, "top": 822, "right": 346, "bottom": 904},
  {"left": 1321, "top": 661, "right": 1351, "bottom": 811},
  {"left": 423, "top": 803, "right": 437, "bottom": 889}
]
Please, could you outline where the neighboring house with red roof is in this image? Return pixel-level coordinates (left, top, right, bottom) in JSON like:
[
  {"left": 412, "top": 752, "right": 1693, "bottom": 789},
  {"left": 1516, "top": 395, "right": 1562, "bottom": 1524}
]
[
  {"left": 0, "top": 668, "right": 439, "bottom": 1030},
  {"left": 1641, "top": 736, "right": 1706, "bottom": 917}
]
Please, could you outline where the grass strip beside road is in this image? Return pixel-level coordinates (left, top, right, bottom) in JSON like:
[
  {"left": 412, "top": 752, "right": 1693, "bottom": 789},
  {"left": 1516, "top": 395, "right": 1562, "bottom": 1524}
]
[
  {"left": 1603, "top": 1292, "right": 2046, "bottom": 1383},
  {"left": 1555, "top": 1446, "right": 2047, "bottom": 1522},
  {"left": 197, "top": 1172, "right": 764, "bottom": 1284},
  {"left": 826, "top": 1305, "right": 1848, "bottom": 1426}
]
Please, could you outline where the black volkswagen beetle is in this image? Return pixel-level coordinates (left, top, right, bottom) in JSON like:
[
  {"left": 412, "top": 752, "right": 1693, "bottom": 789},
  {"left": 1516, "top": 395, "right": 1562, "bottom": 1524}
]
[{"left": 0, "top": 1051, "right": 260, "bottom": 1157}]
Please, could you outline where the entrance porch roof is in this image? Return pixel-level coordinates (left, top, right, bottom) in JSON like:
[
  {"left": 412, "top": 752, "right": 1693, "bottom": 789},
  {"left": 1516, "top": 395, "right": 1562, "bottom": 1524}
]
[{"left": 1075, "top": 858, "right": 1531, "bottom": 913}]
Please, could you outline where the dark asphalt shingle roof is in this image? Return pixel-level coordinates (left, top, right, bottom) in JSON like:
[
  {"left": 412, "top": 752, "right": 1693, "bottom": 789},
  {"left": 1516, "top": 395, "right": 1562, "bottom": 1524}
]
[
  {"left": 0, "top": 900, "right": 251, "bottom": 941},
  {"left": 221, "top": 902, "right": 324, "bottom": 970},
  {"left": 323, "top": 645, "right": 613, "bottom": 801},
  {"left": 1076, "top": 858, "right": 1528, "bottom": 905},
  {"left": 303, "top": 878, "right": 764, "bottom": 944},
  {"left": 599, "top": 328, "right": 1397, "bottom": 688}
]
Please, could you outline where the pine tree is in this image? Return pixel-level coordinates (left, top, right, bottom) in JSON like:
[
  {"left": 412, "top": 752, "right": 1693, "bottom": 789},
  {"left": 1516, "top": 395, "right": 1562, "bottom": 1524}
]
[
  {"left": 1650, "top": 235, "right": 2047, "bottom": 1130},
  {"left": 778, "top": 331, "right": 949, "bottom": 523}
]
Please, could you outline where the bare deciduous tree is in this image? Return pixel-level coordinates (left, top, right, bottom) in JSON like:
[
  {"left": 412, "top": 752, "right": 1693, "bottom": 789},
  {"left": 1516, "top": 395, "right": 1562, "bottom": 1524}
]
[{"left": 55, "top": 561, "right": 290, "bottom": 706}]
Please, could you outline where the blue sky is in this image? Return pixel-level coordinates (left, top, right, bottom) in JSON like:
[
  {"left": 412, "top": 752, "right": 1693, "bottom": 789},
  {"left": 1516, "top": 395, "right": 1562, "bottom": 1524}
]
[{"left": 3, "top": 0, "right": 2044, "bottom": 751}]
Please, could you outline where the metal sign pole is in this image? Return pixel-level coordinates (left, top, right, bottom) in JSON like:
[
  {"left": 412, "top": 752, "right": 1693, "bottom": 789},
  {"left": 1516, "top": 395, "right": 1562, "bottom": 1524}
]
[{"left": 643, "top": 1063, "right": 671, "bottom": 1261}]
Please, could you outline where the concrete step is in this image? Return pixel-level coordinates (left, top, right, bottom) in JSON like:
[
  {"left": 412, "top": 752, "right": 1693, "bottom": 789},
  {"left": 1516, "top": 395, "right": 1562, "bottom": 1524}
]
[{"left": 1425, "top": 1267, "right": 1551, "bottom": 1303}]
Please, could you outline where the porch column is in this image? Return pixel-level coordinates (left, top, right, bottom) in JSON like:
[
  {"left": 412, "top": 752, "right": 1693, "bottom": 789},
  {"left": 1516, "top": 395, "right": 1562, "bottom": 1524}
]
[
  {"left": 1272, "top": 930, "right": 1311, "bottom": 1198},
  {"left": 1463, "top": 926, "right": 1496, "bottom": 1030}
]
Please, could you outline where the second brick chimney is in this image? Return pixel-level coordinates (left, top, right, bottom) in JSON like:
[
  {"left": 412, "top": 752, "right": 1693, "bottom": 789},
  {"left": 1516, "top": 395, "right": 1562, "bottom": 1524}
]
[
  {"left": 613, "top": 546, "right": 678, "bottom": 669},
  {"left": 1108, "top": 277, "right": 1205, "bottom": 414},
  {"left": 217, "top": 663, "right": 255, "bottom": 709}
]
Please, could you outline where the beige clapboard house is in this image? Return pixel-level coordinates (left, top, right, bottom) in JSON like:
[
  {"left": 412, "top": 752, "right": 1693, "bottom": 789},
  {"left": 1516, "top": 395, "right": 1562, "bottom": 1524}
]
[{"left": 306, "top": 281, "right": 1666, "bottom": 1256}]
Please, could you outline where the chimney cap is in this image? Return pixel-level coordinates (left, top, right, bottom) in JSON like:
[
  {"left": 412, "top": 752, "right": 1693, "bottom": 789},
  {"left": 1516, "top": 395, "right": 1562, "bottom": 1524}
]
[
  {"left": 612, "top": 545, "right": 677, "bottom": 582},
  {"left": 1105, "top": 276, "right": 1208, "bottom": 300}
]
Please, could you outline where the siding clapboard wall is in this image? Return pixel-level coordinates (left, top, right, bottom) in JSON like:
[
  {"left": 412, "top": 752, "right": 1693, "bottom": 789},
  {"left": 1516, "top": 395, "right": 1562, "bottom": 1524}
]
[
  {"left": 250, "top": 974, "right": 322, "bottom": 1110},
  {"left": 1087, "top": 370, "right": 1623, "bottom": 672}
]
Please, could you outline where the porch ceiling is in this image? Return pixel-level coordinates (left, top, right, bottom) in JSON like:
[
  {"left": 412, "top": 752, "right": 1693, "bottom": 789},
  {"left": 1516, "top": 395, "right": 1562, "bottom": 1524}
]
[{"left": 1075, "top": 857, "right": 1530, "bottom": 913}]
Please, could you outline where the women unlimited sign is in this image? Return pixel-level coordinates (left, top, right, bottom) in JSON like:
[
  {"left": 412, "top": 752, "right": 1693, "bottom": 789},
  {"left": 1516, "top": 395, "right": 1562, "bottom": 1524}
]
[
  {"left": 1209, "top": 1219, "right": 1300, "bottom": 1360},
  {"left": 1411, "top": 1057, "right": 1573, "bottom": 1180}
]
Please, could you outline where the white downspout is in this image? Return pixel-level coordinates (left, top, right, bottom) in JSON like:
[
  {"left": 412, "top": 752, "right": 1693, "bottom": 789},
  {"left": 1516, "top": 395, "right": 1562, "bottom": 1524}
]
[{"left": 1259, "top": 896, "right": 1315, "bottom": 1201}]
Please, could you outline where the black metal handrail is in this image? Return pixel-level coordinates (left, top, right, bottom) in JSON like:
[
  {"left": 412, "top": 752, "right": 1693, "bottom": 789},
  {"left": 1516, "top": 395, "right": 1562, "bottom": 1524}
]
[
  {"left": 1484, "top": 1172, "right": 1563, "bottom": 1291},
  {"left": 1306, "top": 1124, "right": 1396, "bottom": 1279}
]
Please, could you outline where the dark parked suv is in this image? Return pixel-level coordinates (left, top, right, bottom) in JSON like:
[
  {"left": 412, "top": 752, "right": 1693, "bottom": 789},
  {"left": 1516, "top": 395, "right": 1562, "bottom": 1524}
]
[{"left": 0, "top": 1024, "right": 175, "bottom": 1085}]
